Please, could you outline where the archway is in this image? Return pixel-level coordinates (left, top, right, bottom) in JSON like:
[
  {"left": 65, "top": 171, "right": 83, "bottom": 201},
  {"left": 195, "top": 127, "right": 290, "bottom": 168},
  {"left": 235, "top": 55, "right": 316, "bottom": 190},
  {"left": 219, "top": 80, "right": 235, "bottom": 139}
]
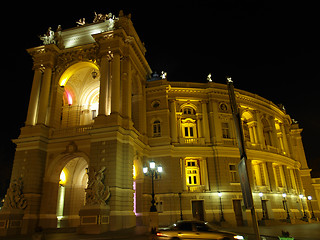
[
  {"left": 56, "top": 157, "right": 88, "bottom": 228},
  {"left": 58, "top": 61, "right": 101, "bottom": 128}
]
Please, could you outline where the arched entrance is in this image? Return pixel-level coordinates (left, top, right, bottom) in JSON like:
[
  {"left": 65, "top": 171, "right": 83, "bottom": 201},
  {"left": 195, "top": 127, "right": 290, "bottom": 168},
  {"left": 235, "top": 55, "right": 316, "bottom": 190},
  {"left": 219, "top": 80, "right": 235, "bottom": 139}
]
[
  {"left": 56, "top": 157, "right": 88, "bottom": 228},
  {"left": 57, "top": 61, "right": 101, "bottom": 128}
]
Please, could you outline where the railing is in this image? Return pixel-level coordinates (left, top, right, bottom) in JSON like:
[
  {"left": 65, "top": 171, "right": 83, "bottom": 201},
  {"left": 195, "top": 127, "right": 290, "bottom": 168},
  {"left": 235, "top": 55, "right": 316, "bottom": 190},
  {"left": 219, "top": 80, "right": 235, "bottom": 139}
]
[
  {"left": 187, "top": 185, "right": 206, "bottom": 193},
  {"left": 179, "top": 137, "right": 205, "bottom": 145},
  {"left": 50, "top": 125, "right": 93, "bottom": 138}
]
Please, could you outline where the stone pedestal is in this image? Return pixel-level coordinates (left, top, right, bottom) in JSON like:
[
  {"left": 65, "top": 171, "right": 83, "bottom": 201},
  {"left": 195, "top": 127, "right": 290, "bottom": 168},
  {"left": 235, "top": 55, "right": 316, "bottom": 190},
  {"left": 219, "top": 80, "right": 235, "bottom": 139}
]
[
  {"left": 0, "top": 209, "right": 24, "bottom": 236},
  {"left": 78, "top": 205, "right": 110, "bottom": 234},
  {"left": 149, "top": 212, "right": 159, "bottom": 234}
]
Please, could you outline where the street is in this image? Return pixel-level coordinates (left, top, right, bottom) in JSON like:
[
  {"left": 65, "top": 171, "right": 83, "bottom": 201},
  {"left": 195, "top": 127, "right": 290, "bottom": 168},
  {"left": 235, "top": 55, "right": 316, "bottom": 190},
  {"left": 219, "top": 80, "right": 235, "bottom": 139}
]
[{"left": 1, "top": 223, "right": 320, "bottom": 240}]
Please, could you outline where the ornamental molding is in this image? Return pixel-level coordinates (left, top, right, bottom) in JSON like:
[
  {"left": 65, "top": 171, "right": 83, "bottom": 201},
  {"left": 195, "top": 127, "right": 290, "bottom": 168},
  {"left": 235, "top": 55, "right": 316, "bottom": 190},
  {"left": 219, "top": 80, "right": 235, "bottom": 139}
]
[{"left": 55, "top": 45, "right": 98, "bottom": 74}]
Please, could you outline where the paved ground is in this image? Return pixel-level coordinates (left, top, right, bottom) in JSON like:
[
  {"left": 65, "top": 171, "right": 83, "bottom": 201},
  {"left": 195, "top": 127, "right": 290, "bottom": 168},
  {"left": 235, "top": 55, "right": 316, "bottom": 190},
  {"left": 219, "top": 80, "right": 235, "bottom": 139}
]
[{"left": 1, "top": 223, "right": 320, "bottom": 240}]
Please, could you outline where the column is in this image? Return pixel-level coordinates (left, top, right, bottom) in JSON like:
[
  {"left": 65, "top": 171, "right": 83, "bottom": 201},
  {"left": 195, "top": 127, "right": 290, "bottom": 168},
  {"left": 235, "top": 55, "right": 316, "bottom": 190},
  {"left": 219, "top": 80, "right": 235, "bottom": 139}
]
[
  {"left": 122, "top": 58, "right": 132, "bottom": 119},
  {"left": 201, "top": 101, "right": 210, "bottom": 143},
  {"left": 280, "top": 123, "right": 290, "bottom": 155},
  {"left": 252, "top": 122, "right": 259, "bottom": 144},
  {"left": 269, "top": 117, "right": 280, "bottom": 149},
  {"left": 98, "top": 55, "right": 110, "bottom": 116},
  {"left": 169, "top": 100, "right": 178, "bottom": 143},
  {"left": 255, "top": 111, "right": 266, "bottom": 149},
  {"left": 26, "top": 67, "right": 42, "bottom": 126},
  {"left": 111, "top": 53, "right": 121, "bottom": 114},
  {"left": 37, "top": 66, "right": 52, "bottom": 125},
  {"left": 212, "top": 101, "right": 222, "bottom": 144}
]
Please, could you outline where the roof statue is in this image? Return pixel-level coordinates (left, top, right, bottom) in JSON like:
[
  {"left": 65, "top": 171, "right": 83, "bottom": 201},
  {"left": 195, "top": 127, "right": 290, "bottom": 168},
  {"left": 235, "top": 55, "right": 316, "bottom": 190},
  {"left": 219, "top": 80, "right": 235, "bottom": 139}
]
[
  {"left": 76, "top": 18, "right": 86, "bottom": 26},
  {"left": 161, "top": 71, "right": 167, "bottom": 79},
  {"left": 39, "top": 27, "right": 56, "bottom": 45},
  {"left": 39, "top": 25, "right": 64, "bottom": 48},
  {"left": 207, "top": 73, "right": 212, "bottom": 82}
]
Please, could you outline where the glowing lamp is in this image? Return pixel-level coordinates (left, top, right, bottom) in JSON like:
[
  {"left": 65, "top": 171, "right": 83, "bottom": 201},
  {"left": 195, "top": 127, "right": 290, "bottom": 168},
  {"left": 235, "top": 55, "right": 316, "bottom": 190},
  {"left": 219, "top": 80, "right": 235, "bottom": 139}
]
[
  {"left": 149, "top": 161, "right": 156, "bottom": 169},
  {"left": 282, "top": 193, "right": 287, "bottom": 198},
  {"left": 59, "top": 170, "right": 67, "bottom": 185},
  {"left": 308, "top": 196, "right": 312, "bottom": 200},
  {"left": 218, "top": 192, "right": 222, "bottom": 197},
  {"left": 259, "top": 192, "right": 263, "bottom": 197},
  {"left": 143, "top": 167, "right": 148, "bottom": 174},
  {"left": 299, "top": 194, "right": 303, "bottom": 199},
  {"left": 157, "top": 166, "right": 163, "bottom": 173}
]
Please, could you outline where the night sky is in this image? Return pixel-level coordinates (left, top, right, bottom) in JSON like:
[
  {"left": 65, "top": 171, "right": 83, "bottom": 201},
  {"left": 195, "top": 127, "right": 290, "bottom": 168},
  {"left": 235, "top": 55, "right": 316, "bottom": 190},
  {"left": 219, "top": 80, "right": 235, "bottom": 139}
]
[{"left": 0, "top": 1, "right": 319, "bottom": 196}]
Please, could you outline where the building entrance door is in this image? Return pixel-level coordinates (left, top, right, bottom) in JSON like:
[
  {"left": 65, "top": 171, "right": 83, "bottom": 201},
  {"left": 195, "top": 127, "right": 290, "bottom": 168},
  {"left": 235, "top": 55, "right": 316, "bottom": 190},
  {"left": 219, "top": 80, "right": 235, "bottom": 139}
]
[
  {"left": 192, "top": 200, "right": 204, "bottom": 221},
  {"left": 233, "top": 200, "right": 244, "bottom": 226},
  {"left": 262, "top": 200, "right": 269, "bottom": 220}
]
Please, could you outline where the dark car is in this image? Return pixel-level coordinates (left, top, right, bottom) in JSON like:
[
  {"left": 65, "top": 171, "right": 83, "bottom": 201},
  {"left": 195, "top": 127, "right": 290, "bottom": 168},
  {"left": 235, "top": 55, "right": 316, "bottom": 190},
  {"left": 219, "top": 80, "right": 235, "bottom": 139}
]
[{"left": 157, "top": 220, "right": 244, "bottom": 240}]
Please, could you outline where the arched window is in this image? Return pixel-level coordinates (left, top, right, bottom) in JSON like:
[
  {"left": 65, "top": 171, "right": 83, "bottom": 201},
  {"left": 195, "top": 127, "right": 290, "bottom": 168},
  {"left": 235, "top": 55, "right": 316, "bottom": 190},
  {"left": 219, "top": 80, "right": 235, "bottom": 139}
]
[
  {"left": 152, "top": 120, "right": 161, "bottom": 137},
  {"left": 181, "top": 118, "right": 197, "bottom": 138},
  {"left": 242, "top": 119, "right": 250, "bottom": 142},
  {"left": 261, "top": 118, "right": 273, "bottom": 146}
]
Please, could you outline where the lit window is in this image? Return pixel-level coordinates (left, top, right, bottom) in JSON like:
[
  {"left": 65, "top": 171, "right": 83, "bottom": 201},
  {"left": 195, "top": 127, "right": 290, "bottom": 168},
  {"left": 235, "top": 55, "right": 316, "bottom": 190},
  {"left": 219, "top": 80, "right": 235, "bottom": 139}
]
[
  {"left": 252, "top": 161, "right": 268, "bottom": 186},
  {"left": 229, "top": 164, "right": 239, "bottom": 183},
  {"left": 186, "top": 160, "right": 200, "bottom": 186},
  {"left": 273, "top": 164, "right": 286, "bottom": 188},
  {"left": 181, "top": 118, "right": 197, "bottom": 138},
  {"left": 183, "top": 108, "right": 194, "bottom": 115},
  {"left": 153, "top": 120, "right": 161, "bottom": 137}
]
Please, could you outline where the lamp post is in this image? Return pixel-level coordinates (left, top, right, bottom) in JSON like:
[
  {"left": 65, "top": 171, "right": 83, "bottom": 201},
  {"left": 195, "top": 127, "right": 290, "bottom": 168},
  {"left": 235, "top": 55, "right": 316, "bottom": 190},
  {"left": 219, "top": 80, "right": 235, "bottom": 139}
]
[
  {"left": 307, "top": 196, "right": 316, "bottom": 220},
  {"left": 218, "top": 192, "right": 225, "bottom": 222},
  {"left": 299, "top": 194, "right": 308, "bottom": 221},
  {"left": 143, "top": 161, "right": 163, "bottom": 212},
  {"left": 282, "top": 193, "right": 290, "bottom": 221},
  {"left": 178, "top": 192, "right": 183, "bottom": 220},
  {"left": 259, "top": 192, "right": 266, "bottom": 220}
]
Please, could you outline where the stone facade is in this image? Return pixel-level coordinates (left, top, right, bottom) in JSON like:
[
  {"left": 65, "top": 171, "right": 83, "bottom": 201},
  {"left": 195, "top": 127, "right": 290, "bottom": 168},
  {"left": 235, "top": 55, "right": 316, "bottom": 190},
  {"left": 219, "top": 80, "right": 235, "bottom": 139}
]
[{"left": 0, "top": 11, "right": 318, "bottom": 236}]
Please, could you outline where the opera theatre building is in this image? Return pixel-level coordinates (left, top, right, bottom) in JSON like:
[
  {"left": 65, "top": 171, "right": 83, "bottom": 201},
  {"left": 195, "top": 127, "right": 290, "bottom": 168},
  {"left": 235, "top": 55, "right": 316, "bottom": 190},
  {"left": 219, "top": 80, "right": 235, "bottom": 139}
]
[{"left": 0, "top": 11, "right": 319, "bottom": 235}]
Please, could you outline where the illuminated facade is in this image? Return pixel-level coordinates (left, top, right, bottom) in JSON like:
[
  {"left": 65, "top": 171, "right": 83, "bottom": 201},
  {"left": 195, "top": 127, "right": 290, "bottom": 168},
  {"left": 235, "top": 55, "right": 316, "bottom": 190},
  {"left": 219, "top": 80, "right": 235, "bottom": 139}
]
[{"left": 0, "top": 11, "right": 318, "bottom": 236}]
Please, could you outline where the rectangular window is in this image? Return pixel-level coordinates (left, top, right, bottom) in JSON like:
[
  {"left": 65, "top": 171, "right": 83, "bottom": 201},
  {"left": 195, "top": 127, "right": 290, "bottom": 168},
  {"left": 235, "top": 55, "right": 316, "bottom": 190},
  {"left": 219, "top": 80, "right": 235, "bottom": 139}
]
[
  {"left": 222, "top": 123, "right": 230, "bottom": 139},
  {"left": 92, "top": 110, "right": 97, "bottom": 120},
  {"left": 185, "top": 160, "right": 200, "bottom": 186},
  {"left": 189, "top": 127, "right": 194, "bottom": 137},
  {"left": 229, "top": 164, "right": 239, "bottom": 183},
  {"left": 185, "top": 127, "right": 189, "bottom": 137}
]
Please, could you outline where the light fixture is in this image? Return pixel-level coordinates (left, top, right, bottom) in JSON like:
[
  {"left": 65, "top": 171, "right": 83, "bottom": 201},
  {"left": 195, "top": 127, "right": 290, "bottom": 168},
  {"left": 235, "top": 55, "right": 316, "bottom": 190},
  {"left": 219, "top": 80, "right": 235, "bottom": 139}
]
[
  {"left": 92, "top": 70, "right": 98, "bottom": 79},
  {"left": 157, "top": 166, "right": 163, "bottom": 173},
  {"left": 149, "top": 161, "right": 156, "bottom": 169},
  {"left": 143, "top": 167, "right": 148, "bottom": 174},
  {"left": 218, "top": 192, "right": 222, "bottom": 197},
  {"left": 308, "top": 196, "right": 312, "bottom": 200},
  {"left": 299, "top": 194, "right": 303, "bottom": 199},
  {"left": 259, "top": 192, "right": 263, "bottom": 197},
  {"left": 282, "top": 193, "right": 287, "bottom": 198}
]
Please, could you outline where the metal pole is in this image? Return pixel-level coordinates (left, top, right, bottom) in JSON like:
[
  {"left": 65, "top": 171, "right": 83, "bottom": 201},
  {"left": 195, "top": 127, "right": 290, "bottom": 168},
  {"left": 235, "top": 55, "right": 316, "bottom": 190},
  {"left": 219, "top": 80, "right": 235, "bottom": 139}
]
[
  {"left": 227, "top": 78, "right": 261, "bottom": 240},
  {"left": 150, "top": 170, "right": 157, "bottom": 212},
  {"left": 260, "top": 197, "right": 265, "bottom": 220},
  {"left": 178, "top": 192, "right": 183, "bottom": 220},
  {"left": 219, "top": 195, "right": 225, "bottom": 222}
]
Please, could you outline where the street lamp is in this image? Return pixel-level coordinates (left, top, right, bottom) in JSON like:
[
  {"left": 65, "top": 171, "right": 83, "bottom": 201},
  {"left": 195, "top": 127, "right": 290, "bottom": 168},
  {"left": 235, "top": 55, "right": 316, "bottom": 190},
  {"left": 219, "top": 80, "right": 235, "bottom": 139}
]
[
  {"left": 259, "top": 192, "right": 266, "bottom": 220},
  {"left": 282, "top": 193, "right": 290, "bottom": 221},
  {"left": 307, "top": 196, "right": 316, "bottom": 220},
  {"left": 299, "top": 194, "right": 308, "bottom": 221},
  {"left": 143, "top": 161, "right": 163, "bottom": 212},
  {"left": 218, "top": 192, "right": 225, "bottom": 222}
]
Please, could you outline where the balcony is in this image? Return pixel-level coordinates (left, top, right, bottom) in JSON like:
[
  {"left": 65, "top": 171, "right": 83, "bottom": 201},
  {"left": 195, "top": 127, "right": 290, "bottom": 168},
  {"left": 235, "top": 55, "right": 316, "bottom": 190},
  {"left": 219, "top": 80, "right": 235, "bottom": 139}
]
[
  {"left": 179, "top": 137, "right": 205, "bottom": 145},
  {"left": 187, "top": 185, "right": 206, "bottom": 193},
  {"left": 50, "top": 125, "right": 93, "bottom": 138}
]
